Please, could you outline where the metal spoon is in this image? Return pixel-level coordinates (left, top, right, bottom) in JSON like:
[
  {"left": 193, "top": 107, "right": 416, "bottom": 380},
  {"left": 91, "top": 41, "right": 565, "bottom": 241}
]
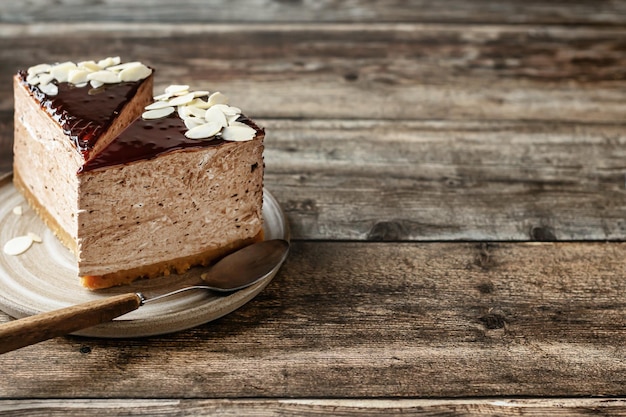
[{"left": 0, "top": 239, "right": 289, "bottom": 354}]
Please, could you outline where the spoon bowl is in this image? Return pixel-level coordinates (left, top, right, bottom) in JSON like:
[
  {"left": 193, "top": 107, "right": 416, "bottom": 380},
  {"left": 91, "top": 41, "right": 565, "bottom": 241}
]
[{"left": 141, "top": 239, "right": 290, "bottom": 304}]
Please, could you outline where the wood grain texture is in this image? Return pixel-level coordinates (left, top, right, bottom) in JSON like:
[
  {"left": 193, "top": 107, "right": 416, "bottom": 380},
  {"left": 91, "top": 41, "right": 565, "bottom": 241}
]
[
  {"left": 1, "top": 0, "right": 626, "bottom": 25},
  {"left": 1, "top": 24, "right": 626, "bottom": 122},
  {"left": 2, "top": 241, "right": 626, "bottom": 398},
  {"left": 263, "top": 119, "right": 626, "bottom": 241},
  {"left": 2, "top": 398, "right": 626, "bottom": 416}
]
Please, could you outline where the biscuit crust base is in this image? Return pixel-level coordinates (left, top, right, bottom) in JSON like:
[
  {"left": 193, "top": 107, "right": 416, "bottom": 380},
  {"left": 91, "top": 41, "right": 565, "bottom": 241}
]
[
  {"left": 13, "top": 168, "right": 263, "bottom": 290},
  {"left": 81, "top": 232, "right": 263, "bottom": 290}
]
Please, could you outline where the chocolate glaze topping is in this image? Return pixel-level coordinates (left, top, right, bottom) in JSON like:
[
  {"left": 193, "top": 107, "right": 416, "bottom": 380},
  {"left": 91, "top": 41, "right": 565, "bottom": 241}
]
[
  {"left": 18, "top": 70, "right": 148, "bottom": 159},
  {"left": 80, "top": 114, "right": 262, "bottom": 173},
  {"left": 18, "top": 71, "right": 262, "bottom": 173}
]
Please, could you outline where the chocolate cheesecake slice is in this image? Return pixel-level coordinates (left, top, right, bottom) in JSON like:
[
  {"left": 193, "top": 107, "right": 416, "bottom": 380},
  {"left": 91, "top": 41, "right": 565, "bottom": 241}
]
[{"left": 13, "top": 59, "right": 265, "bottom": 289}]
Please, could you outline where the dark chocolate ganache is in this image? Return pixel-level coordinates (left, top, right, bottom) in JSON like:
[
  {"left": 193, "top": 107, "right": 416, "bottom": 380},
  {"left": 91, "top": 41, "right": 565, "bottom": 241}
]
[
  {"left": 18, "top": 70, "right": 148, "bottom": 159},
  {"left": 80, "top": 114, "right": 262, "bottom": 173}
]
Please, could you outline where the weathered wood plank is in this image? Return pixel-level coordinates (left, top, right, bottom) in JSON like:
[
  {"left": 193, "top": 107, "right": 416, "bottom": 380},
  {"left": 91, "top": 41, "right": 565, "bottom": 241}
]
[
  {"left": 2, "top": 117, "right": 626, "bottom": 241},
  {"left": 263, "top": 119, "right": 626, "bottom": 241},
  {"left": 1, "top": 0, "right": 626, "bottom": 26},
  {"left": 1, "top": 24, "right": 625, "bottom": 122},
  {"left": 2, "top": 398, "right": 626, "bottom": 416},
  {"left": 2, "top": 241, "right": 626, "bottom": 398}
]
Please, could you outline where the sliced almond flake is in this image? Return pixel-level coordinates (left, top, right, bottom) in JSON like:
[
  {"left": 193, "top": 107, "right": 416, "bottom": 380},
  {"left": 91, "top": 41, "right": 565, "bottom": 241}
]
[
  {"left": 26, "top": 74, "right": 40, "bottom": 85},
  {"left": 177, "top": 105, "right": 192, "bottom": 119},
  {"left": 165, "top": 84, "right": 190, "bottom": 95},
  {"left": 189, "top": 98, "right": 213, "bottom": 109},
  {"left": 75, "top": 82, "right": 88, "bottom": 88},
  {"left": 227, "top": 114, "right": 241, "bottom": 125},
  {"left": 87, "top": 70, "right": 120, "bottom": 84},
  {"left": 27, "top": 63, "right": 51, "bottom": 76},
  {"left": 37, "top": 73, "right": 55, "bottom": 86},
  {"left": 184, "top": 98, "right": 207, "bottom": 108},
  {"left": 213, "top": 104, "right": 241, "bottom": 116},
  {"left": 106, "top": 61, "right": 142, "bottom": 71},
  {"left": 28, "top": 232, "right": 43, "bottom": 243},
  {"left": 185, "top": 105, "right": 208, "bottom": 118},
  {"left": 204, "top": 106, "right": 228, "bottom": 127},
  {"left": 221, "top": 124, "right": 256, "bottom": 142},
  {"left": 193, "top": 90, "right": 210, "bottom": 98},
  {"left": 207, "top": 92, "right": 229, "bottom": 106},
  {"left": 168, "top": 92, "right": 196, "bottom": 106},
  {"left": 39, "top": 83, "right": 58, "bottom": 96},
  {"left": 184, "top": 117, "right": 205, "bottom": 130},
  {"left": 90, "top": 79, "right": 104, "bottom": 89},
  {"left": 145, "top": 100, "right": 175, "bottom": 111},
  {"left": 67, "top": 69, "right": 89, "bottom": 84},
  {"left": 77, "top": 60, "right": 100, "bottom": 71},
  {"left": 50, "top": 61, "right": 77, "bottom": 83},
  {"left": 142, "top": 107, "right": 175, "bottom": 120},
  {"left": 3, "top": 235, "right": 34, "bottom": 256},
  {"left": 119, "top": 64, "right": 152, "bottom": 82},
  {"left": 97, "top": 56, "right": 121, "bottom": 69},
  {"left": 185, "top": 121, "right": 222, "bottom": 139},
  {"left": 153, "top": 92, "right": 173, "bottom": 101},
  {"left": 12, "top": 206, "right": 22, "bottom": 216}
]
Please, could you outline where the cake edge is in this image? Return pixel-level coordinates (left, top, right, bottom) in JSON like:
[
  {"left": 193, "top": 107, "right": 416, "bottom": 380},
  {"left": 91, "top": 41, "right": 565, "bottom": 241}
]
[
  {"left": 13, "top": 167, "right": 79, "bottom": 255},
  {"left": 16, "top": 167, "right": 265, "bottom": 290}
]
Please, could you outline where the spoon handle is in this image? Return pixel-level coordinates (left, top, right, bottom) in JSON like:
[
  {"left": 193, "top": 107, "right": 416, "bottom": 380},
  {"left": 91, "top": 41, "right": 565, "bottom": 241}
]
[{"left": 0, "top": 293, "right": 142, "bottom": 354}]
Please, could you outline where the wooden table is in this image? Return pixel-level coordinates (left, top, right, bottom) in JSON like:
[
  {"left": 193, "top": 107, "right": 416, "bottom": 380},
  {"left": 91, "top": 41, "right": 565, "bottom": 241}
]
[{"left": 2, "top": 1, "right": 626, "bottom": 415}]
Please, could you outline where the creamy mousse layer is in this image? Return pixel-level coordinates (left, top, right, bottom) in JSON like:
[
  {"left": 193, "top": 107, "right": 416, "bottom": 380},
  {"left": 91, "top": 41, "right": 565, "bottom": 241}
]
[{"left": 77, "top": 114, "right": 265, "bottom": 288}]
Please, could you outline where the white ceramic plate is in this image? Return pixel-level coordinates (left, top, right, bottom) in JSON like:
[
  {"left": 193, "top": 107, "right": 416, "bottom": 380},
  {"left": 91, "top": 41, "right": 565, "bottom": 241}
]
[{"left": 0, "top": 173, "right": 289, "bottom": 338}]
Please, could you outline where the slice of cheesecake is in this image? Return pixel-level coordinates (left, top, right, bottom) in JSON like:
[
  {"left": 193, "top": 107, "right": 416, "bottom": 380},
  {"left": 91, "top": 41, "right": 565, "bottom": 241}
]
[
  {"left": 13, "top": 59, "right": 265, "bottom": 289},
  {"left": 14, "top": 58, "right": 154, "bottom": 257}
]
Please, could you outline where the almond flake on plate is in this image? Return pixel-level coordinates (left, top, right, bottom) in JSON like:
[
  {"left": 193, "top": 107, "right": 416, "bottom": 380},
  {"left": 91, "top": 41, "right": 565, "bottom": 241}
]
[
  {"left": 28, "top": 232, "right": 43, "bottom": 243},
  {"left": 3, "top": 235, "right": 34, "bottom": 256}
]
